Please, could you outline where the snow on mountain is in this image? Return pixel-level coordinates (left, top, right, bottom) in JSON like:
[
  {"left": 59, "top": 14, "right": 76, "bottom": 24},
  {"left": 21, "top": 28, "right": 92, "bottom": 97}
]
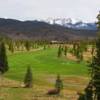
[{"left": 44, "top": 18, "right": 97, "bottom": 30}]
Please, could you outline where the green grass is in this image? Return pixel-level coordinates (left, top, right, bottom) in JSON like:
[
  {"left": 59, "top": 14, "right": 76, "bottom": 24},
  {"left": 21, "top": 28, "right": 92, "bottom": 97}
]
[
  {"left": 0, "top": 48, "right": 89, "bottom": 100},
  {"left": 5, "top": 48, "right": 89, "bottom": 81}
]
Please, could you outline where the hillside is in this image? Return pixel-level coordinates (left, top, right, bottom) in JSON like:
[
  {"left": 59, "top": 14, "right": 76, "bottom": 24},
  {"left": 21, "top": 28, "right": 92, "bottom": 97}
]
[{"left": 0, "top": 18, "right": 97, "bottom": 41}]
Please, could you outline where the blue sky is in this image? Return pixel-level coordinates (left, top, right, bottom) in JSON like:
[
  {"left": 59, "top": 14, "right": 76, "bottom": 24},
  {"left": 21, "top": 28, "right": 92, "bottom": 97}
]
[{"left": 0, "top": 0, "right": 100, "bottom": 22}]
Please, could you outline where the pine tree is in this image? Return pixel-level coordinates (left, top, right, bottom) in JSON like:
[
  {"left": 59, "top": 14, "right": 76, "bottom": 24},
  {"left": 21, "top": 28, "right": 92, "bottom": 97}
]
[
  {"left": 97, "top": 11, "right": 100, "bottom": 29},
  {"left": 75, "top": 44, "right": 83, "bottom": 62},
  {"left": 25, "top": 41, "right": 31, "bottom": 51},
  {"left": 84, "top": 81, "right": 93, "bottom": 100},
  {"left": 57, "top": 46, "right": 62, "bottom": 57},
  {"left": 9, "top": 41, "right": 14, "bottom": 53},
  {"left": 77, "top": 93, "right": 85, "bottom": 100},
  {"left": 24, "top": 66, "right": 33, "bottom": 88},
  {"left": 64, "top": 46, "right": 68, "bottom": 56},
  {"left": 91, "top": 45, "right": 95, "bottom": 57},
  {"left": 55, "top": 75, "right": 63, "bottom": 93},
  {"left": 75, "top": 44, "right": 80, "bottom": 60},
  {"left": 0, "top": 42, "right": 9, "bottom": 74},
  {"left": 15, "top": 40, "right": 20, "bottom": 50},
  {"left": 73, "top": 43, "right": 77, "bottom": 55},
  {"left": 89, "top": 12, "right": 100, "bottom": 100},
  {"left": 44, "top": 45, "right": 46, "bottom": 50}
]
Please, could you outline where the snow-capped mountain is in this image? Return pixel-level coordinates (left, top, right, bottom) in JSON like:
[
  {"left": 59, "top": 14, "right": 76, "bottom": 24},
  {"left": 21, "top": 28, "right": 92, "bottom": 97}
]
[
  {"left": 44, "top": 18, "right": 97, "bottom": 30},
  {"left": 69, "top": 21, "right": 97, "bottom": 30}
]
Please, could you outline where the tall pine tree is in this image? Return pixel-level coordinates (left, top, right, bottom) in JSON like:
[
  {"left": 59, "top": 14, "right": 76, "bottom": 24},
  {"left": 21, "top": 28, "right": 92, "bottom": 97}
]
[
  {"left": 0, "top": 42, "right": 9, "bottom": 74},
  {"left": 89, "top": 12, "right": 100, "bottom": 100}
]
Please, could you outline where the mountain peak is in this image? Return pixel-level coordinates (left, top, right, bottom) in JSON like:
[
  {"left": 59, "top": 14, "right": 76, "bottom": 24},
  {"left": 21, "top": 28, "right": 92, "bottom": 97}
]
[{"left": 44, "top": 18, "right": 97, "bottom": 30}]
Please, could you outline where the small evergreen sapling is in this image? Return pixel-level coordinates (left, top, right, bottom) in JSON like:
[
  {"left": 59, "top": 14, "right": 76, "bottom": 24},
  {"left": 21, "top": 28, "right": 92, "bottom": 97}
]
[
  {"left": 8, "top": 41, "right": 14, "bottom": 53},
  {"left": 25, "top": 41, "right": 31, "bottom": 51},
  {"left": 64, "top": 46, "right": 68, "bottom": 56},
  {"left": 55, "top": 75, "right": 63, "bottom": 94},
  {"left": 24, "top": 66, "right": 33, "bottom": 88},
  {"left": 57, "top": 46, "right": 62, "bottom": 57}
]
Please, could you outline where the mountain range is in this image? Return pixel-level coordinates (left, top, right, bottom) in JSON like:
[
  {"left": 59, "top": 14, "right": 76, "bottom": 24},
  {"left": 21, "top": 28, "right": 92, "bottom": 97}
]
[
  {"left": 0, "top": 18, "right": 97, "bottom": 41},
  {"left": 45, "top": 18, "right": 97, "bottom": 30}
]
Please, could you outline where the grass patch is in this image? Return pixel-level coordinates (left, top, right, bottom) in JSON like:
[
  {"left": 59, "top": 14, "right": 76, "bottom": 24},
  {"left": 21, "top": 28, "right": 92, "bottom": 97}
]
[{"left": 4, "top": 48, "right": 89, "bottom": 81}]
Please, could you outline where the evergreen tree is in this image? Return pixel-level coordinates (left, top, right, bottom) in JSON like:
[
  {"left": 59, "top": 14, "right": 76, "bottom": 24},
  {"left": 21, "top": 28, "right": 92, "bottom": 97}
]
[
  {"left": 75, "top": 44, "right": 80, "bottom": 60},
  {"left": 64, "top": 46, "right": 68, "bottom": 56},
  {"left": 89, "top": 12, "right": 100, "bottom": 100},
  {"left": 84, "top": 81, "right": 93, "bottom": 100},
  {"left": 78, "top": 81, "right": 93, "bottom": 100},
  {"left": 25, "top": 41, "right": 31, "bottom": 51},
  {"left": 75, "top": 44, "right": 83, "bottom": 62},
  {"left": 77, "top": 93, "right": 85, "bottom": 100},
  {"left": 57, "top": 45, "right": 62, "bottom": 57},
  {"left": 15, "top": 40, "right": 20, "bottom": 50},
  {"left": 8, "top": 41, "right": 14, "bottom": 53},
  {"left": 73, "top": 43, "right": 77, "bottom": 55},
  {"left": 97, "top": 11, "right": 100, "bottom": 29},
  {"left": 24, "top": 66, "right": 33, "bottom": 88},
  {"left": 44, "top": 45, "right": 46, "bottom": 50},
  {"left": 55, "top": 75, "right": 63, "bottom": 93},
  {"left": 0, "top": 42, "right": 9, "bottom": 74},
  {"left": 91, "top": 45, "right": 95, "bottom": 57},
  {"left": 79, "top": 53, "right": 83, "bottom": 62}
]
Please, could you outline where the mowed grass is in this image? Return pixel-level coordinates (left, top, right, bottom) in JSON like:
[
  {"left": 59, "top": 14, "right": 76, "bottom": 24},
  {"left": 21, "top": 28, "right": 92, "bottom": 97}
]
[{"left": 4, "top": 48, "right": 89, "bottom": 81}]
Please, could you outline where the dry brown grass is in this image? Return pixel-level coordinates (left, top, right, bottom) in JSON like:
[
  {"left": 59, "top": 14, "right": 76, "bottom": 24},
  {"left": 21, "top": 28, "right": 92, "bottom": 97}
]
[{"left": 0, "top": 76, "right": 89, "bottom": 100}]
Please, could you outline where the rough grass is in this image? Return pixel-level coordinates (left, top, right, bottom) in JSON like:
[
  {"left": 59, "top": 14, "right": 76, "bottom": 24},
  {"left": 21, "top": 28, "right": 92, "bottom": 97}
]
[{"left": 0, "top": 76, "right": 89, "bottom": 100}]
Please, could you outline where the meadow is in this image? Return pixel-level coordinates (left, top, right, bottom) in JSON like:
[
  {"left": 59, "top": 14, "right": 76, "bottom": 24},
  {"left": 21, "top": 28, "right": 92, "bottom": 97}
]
[
  {"left": 0, "top": 47, "right": 90, "bottom": 100},
  {"left": 5, "top": 48, "right": 89, "bottom": 80}
]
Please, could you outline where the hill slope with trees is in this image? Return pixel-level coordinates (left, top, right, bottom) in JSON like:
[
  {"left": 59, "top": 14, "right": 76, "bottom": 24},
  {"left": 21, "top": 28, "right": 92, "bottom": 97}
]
[{"left": 0, "top": 18, "right": 97, "bottom": 41}]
